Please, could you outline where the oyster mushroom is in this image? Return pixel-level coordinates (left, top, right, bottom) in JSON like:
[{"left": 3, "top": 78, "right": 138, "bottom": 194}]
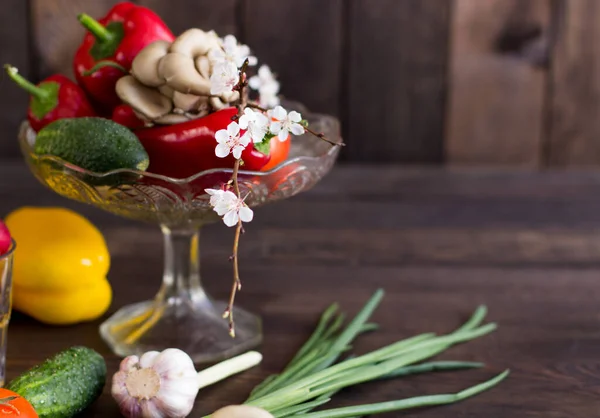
[
  {"left": 116, "top": 75, "right": 172, "bottom": 121},
  {"left": 157, "top": 28, "right": 222, "bottom": 95},
  {"left": 173, "top": 90, "right": 209, "bottom": 112},
  {"left": 131, "top": 40, "right": 171, "bottom": 87},
  {"left": 158, "top": 84, "right": 175, "bottom": 99},
  {"left": 195, "top": 55, "right": 212, "bottom": 79},
  {"left": 154, "top": 113, "right": 195, "bottom": 124},
  {"left": 116, "top": 28, "right": 243, "bottom": 125},
  {"left": 158, "top": 52, "right": 212, "bottom": 95},
  {"left": 170, "top": 28, "right": 221, "bottom": 56}
]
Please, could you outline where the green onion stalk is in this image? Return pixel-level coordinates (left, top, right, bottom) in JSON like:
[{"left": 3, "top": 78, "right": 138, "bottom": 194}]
[{"left": 205, "top": 289, "right": 509, "bottom": 417}]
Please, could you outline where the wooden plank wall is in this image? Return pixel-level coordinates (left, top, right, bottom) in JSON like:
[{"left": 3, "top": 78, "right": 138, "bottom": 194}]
[
  {"left": 446, "top": 0, "right": 550, "bottom": 166},
  {"left": 2, "top": 0, "right": 600, "bottom": 167}
]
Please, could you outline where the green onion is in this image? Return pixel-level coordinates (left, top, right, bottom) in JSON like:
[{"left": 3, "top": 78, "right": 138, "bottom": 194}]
[
  {"left": 380, "top": 361, "right": 484, "bottom": 379},
  {"left": 248, "top": 291, "right": 384, "bottom": 401},
  {"left": 209, "top": 290, "right": 508, "bottom": 418},
  {"left": 315, "top": 289, "right": 384, "bottom": 371},
  {"left": 297, "top": 370, "right": 509, "bottom": 418},
  {"left": 288, "top": 303, "right": 339, "bottom": 368},
  {"left": 271, "top": 397, "right": 332, "bottom": 417}
]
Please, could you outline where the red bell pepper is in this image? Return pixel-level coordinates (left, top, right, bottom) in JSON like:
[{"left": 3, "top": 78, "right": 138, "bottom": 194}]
[
  {"left": 74, "top": 2, "right": 174, "bottom": 111},
  {"left": 4, "top": 65, "right": 96, "bottom": 132},
  {"left": 112, "top": 104, "right": 146, "bottom": 129},
  {"left": 135, "top": 108, "right": 272, "bottom": 178}
]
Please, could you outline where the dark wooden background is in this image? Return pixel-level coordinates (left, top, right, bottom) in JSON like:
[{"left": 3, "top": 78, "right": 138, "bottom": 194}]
[{"left": 1, "top": 0, "right": 599, "bottom": 167}]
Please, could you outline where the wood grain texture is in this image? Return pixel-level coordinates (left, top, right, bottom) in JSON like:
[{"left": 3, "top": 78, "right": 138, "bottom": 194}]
[
  {"left": 346, "top": 0, "right": 450, "bottom": 163},
  {"left": 30, "top": 0, "right": 123, "bottom": 78},
  {"left": 446, "top": 0, "right": 551, "bottom": 166},
  {"left": 546, "top": 0, "right": 600, "bottom": 166},
  {"left": 243, "top": 0, "right": 343, "bottom": 117},
  {"left": 0, "top": 0, "right": 31, "bottom": 159},
  {"left": 3, "top": 163, "right": 600, "bottom": 416},
  {"left": 138, "top": 0, "right": 237, "bottom": 36}
]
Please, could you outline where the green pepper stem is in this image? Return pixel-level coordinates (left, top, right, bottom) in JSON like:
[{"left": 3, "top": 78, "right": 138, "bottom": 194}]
[
  {"left": 4, "top": 64, "right": 49, "bottom": 100},
  {"left": 77, "top": 13, "right": 114, "bottom": 43}
]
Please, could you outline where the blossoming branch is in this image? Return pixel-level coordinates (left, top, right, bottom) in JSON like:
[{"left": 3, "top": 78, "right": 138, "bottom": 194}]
[{"left": 204, "top": 34, "right": 344, "bottom": 336}]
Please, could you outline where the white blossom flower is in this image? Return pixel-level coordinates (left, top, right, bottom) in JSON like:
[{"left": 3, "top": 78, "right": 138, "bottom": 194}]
[
  {"left": 209, "top": 34, "right": 257, "bottom": 68},
  {"left": 205, "top": 187, "right": 228, "bottom": 209},
  {"left": 205, "top": 189, "right": 254, "bottom": 227},
  {"left": 210, "top": 61, "right": 239, "bottom": 95},
  {"left": 215, "top": 122, "right": 250, "bottom": 159},
  {"left": 238, "top": 108, "right": 269, "bottom": 143},
  {"left": 268, "top": 106, "right": 304, "bottom": 142},
  {"left": 249, "top": 65, "right": 280, "bottom": 107}
]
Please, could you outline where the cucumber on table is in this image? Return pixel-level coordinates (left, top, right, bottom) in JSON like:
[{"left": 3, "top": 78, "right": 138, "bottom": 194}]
[{"left": 7, "top": 346, "right": 106, "bottom": 418}]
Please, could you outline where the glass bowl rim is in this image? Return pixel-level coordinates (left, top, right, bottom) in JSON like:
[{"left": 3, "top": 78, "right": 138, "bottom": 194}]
[
  {"left": 0, "top": 239, "right": 16, "bottom": 260},
  {"left": 19, "top": 109, "right": 341, "bottom": 185}
]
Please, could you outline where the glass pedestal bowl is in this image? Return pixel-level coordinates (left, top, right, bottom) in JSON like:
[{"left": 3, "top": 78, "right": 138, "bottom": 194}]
[{"left": 18, "top": 103, "right": 340, "bottom": 364}]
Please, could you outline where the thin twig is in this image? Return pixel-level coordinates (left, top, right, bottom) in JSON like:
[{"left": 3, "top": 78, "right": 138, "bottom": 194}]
[
  {"left": 247, "top": 102, "right": 345, "bottom": 147},
  {"left": 224, "top": 182, "right": 243, "bottom": 335},
  {"left": 224, "top": 59, "right": 250, "bottom": 337},
  {"left": 304, "top": 125, "right": 345, "bottom": 147},
  {"left": 247, "top": 102, "right": 268, "bottom": 112},
  {"left": 225, "top": 59, "right": 344, "bottom": 336}
]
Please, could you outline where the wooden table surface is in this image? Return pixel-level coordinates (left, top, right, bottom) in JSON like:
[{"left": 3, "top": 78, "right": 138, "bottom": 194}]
[{"left": 1, "top": 161, "right": 599, "bottom": 417}]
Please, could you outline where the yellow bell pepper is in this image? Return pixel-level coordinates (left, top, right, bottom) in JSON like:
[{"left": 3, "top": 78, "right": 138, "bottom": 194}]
[{"left": 5, "top": 207, "right": 112, "bottom": 325}]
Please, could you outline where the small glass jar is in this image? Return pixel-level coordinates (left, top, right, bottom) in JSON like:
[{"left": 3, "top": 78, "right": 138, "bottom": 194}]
[{"left": 0, "top": 241, "right": 15, "bottom": 386}]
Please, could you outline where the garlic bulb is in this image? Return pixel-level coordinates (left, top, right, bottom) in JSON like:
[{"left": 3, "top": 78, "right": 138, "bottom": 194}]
[
  {"left": 112, "top": 349, "right": 262, "bottom": 418},
  {"left": 211, "top": 405, "right": 274, "bottom": 418},
  {"left": 113, "top": 349, "right": 199, "bottom": 418}
]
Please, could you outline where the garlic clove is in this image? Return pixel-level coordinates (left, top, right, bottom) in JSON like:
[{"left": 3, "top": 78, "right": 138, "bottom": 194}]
[
  {"left": 116, "top": 394, "right": 143, "bottom": 418},
  {"left": 154, "top": 391, "right": 195, "bottom": 418},
  {"left": 140, "top": 399, "right": 165, "bottom": 418},
  {"left": 159, "top": 377, "right": 199, "bottom": 400},
  {"left": 139, "top": 351, "right": 161, "bottom": 368},
  {"left": 119, "top": 355, "right": 140, "bottom": 372},
  {"left": 211, "top": 405, "right": 274, "bottom": 418},
  {"left": 153, "top": 349, "right": 198, "bottom": 382}
]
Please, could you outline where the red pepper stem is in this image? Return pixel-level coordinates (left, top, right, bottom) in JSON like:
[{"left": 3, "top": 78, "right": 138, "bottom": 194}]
[
  {"left": 77, "top": 13, "right": 114, "bottom": 43},
  {"left": 3, "top": 64, "right": 49, "bottom": 100},
  {"left": 82, "top": 60, "right": 127, "bottom": 76}
]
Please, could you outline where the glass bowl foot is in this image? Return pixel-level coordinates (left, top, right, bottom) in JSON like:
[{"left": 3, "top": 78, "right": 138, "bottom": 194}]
[{"left": 99, "top": 297, "right": 262, "bottom": 364}]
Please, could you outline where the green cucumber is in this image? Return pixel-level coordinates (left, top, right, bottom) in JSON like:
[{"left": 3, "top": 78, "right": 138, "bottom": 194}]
[
  {"left": 7, "top": 346, "right": 106, "bottom": 418},
  {"left": 34, "top": 117, "right": 149, "bottom": 173}
]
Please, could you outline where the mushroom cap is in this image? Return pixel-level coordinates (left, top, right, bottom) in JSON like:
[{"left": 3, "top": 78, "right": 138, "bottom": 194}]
[
  {"left": 131, "top": 40, "right": 171, "bottom": 87},
  {"left": 158, "top": 52, "right": 212, "bottom": 95},
  {"left": 173, "top": 91, "right": 209, "bottom": 112},
  {"left": 210, "top": 92, "right": 239, "bottom": 111},
  {"left": 153, "top": 113, "right": 195, "bottom": 124},
  {"left": 170, "top": 28, "right": 221, "bottom": 57},
  {"left": 195, "top": 55, "right": 212, "bottom": 79},
  {"left": 116, "top": 75, "right": 173, "bottom": 120},
  {"left": 158, "top": 85, "right": 175, "bottom": 99}
]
